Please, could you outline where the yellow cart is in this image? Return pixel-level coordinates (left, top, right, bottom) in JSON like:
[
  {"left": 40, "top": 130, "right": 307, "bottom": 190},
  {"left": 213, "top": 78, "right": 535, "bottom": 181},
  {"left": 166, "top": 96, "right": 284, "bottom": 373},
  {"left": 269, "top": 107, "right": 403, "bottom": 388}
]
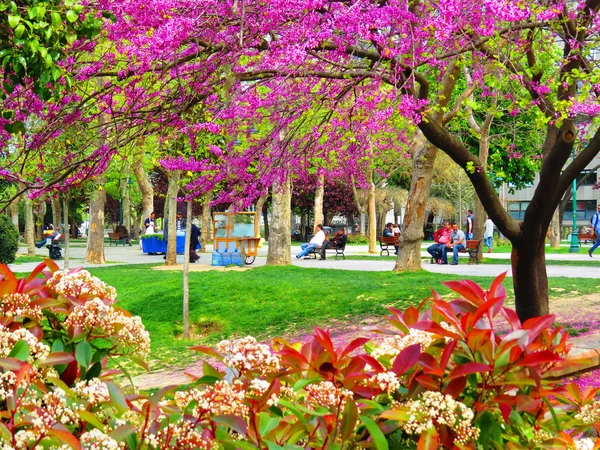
[{"left": 212, "top": 211, "right": 260, "bottom": 265}]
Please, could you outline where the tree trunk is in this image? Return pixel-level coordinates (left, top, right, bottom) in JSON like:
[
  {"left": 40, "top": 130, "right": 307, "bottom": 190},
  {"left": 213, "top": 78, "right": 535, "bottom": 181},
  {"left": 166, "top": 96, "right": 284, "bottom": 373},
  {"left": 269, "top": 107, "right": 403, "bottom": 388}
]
[
  {"left": 183, "top": 201, "right": 192, "bottom": 339},
  {"left": 63, "top": 194, "right": 70, "bottom": 270},
  {"left": 263, "top": 208, "right": 269, "bottom": 240},
  {"left": 512, "top": 237, "right": 550, "bottom": 322},
  {"left": 121, "top": 166, "right": 132, "bottom": 232},
  {"left": 360, "top": 214, "right": 366, "bottom": 235},
  {"left": 86, "top": 178, "right": 107, "bottom": 264},
  {"left": 395, "top": 141, "right": 437, "bottom": 271},
  {"left": 313, "top": 173, "right": 325, "bottom": 230},
  {"left": 549, "top": 207, "right": 561, "bottom": 248},
  {"left": 10, "top": 196, "right": 19, "bottom": 230},
  {"left": 132, "top": 149, "right": 153, "bottom": 232},
  {"left": 36, "top": 201, "right": 46, "bottom": 239},
  {"left": 201, "top": 194, "right": 211, "bottom": 252},
  {"left": 52, "top": 196, "right": 62, "bottom": 229},
  {"left": 368, "top": 176, "right": 376, "bottom": 254},
  {"left": 23, "top": 195, "right": 35, "bottom": 256},
  {"left": 300, "top": 214, "right": 306, "bottom": 241},
  {"left": 255, "top": 194, "right": 268, "bottom": 239},
  {"left": 165, "top": 171, "right": 181, "bottom": 266},
  {"left": 267, "top": 177, "right": 291, "bottom": 266}
]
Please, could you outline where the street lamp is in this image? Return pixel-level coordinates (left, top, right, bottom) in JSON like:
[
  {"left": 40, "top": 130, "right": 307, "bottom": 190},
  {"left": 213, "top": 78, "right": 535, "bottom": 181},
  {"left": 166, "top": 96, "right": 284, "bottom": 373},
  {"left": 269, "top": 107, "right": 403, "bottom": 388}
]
[{"left": 569, "top": 148, "right": 579, "bottom": 253}]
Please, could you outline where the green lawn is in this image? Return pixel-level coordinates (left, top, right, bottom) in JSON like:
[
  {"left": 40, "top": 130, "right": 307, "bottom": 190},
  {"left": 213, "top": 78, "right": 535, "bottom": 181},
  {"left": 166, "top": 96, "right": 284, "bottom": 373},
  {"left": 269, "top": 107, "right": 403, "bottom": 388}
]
[{"left": 78, "top": 265, "right": 600, "bottom": 369}]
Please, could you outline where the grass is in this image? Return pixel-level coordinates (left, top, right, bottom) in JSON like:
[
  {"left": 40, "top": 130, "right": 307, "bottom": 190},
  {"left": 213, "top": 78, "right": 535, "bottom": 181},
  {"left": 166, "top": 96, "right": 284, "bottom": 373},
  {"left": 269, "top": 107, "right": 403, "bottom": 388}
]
[
  {"left": 477, "top": 258, "right": 598, "bottom": 267},
  {"left": 78, "top": 264, "right": 600, "bottom": 369},
  {"left": 14, "top": 254, "right": 46, "bottom": 264}
]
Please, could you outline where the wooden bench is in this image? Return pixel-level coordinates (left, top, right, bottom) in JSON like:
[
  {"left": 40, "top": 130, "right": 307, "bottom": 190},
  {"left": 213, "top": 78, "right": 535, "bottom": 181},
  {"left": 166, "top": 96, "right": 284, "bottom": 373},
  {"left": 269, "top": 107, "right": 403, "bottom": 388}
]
[
  {"left": 307, "top": 243, "right": 347, "bottom": 260},
  {"left": 108, "top": 232, "right": 126, "bottom": 246},
  {"left": 379, "top": 236, "right": 399, "bottom": 256},
  {"left": 578, "top": 231, "right": 596, "bottom": 246},
  {"left": 459, "top": 240, "right": 482, "bottom": 264}
]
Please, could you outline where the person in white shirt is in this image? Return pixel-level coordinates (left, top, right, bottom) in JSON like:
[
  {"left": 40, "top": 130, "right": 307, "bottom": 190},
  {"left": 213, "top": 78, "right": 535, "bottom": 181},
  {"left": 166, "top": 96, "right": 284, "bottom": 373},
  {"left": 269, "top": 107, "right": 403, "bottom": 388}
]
[
  {"left": 484, "top": 216, "right": 495, "bottom": 253},
  {"left": 296, "top": 224, "right": 326, "bottom": 259}
]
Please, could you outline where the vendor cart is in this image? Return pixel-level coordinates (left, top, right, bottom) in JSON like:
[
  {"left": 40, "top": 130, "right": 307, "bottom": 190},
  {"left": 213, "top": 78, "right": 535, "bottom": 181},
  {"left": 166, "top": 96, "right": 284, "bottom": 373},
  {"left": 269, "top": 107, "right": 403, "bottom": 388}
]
[{"left": 212, "top": 211, "right": 260, "bottom": 265}]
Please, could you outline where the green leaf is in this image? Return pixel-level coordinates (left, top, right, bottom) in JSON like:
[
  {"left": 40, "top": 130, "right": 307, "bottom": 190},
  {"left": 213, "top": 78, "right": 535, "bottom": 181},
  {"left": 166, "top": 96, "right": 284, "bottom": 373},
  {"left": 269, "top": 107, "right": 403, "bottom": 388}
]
[
  {"left": 259, "top": 412, "right": 279, "bottom": 436},
  {"left": 66, "top": 10, "right": 78, "bottom": 23},
  {"left": 359, "top": 415, "right": 389, "bottom": 450},
  {"left": 27, "top": 7, "right": 38, "bottom": 19},
  {"left": 30, "top": 38, "right": 39, "bottom": 52},
  {"left": 293, "top": 377, "right": 322, "bottom": 392},
  {"left": 8, "top": 340, "right": 29, "bottom": 361},
  {"left": 75, "top": 340, "right": 92, "bottom": 368},
  {"left": 78, "top": 410, "right": 106, "bottom": 431},
  {"left": 36, "top": 6, "right": 46, "bottom": 20},
  {"left": 14, "top": 24, "right": 25, "bottom": 38},
  {"left": 66, "top": 33, "right": 76, "bottom": 45},
  {"left": 106, "top": 382, "right": 128, "bottom": 413},
  {"left": 51, "top": 12, "right": 61, "bottom": 29},
  {"left": 8, "top": 15, "right": 20, "bottom": 29},
  {"left": 85, "top": 362, "right": 102, "bottom": 380}
]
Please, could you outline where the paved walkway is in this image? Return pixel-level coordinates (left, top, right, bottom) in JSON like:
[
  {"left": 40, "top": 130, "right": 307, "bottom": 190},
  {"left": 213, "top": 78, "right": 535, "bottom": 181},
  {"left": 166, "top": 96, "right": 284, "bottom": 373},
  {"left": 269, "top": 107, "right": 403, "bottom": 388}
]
[{"left": 9, "top": 243, "right": 599, "bottom": 278}]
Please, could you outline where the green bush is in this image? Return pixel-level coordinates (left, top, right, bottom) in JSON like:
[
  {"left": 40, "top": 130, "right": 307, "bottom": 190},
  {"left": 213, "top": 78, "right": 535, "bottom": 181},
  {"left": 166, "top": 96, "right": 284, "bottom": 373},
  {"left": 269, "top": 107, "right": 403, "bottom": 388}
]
[
  {"left": 0, "top": 215, "right": 18, "bottom": 264},
  {"left": 346, "top": 232, "right": 369, "bottom": 244}
]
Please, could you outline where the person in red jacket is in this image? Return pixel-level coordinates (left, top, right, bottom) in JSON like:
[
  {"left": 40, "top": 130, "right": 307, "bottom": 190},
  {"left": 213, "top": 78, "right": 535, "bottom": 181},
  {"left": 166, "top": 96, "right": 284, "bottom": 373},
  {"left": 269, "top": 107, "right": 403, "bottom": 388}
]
[{"left": 427, "top": 221, "right": 452, "bottom": 264}]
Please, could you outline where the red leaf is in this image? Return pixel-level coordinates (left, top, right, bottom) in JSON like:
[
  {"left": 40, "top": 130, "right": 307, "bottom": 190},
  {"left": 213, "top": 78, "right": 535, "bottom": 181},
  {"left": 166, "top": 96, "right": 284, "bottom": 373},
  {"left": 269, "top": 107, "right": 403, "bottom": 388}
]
[
  {"left": 522, "top": 315, "right": 556, "bottom": 344},
  {"left": 189, "top": 345, "right": 223, "bottom": 360},
  {"left": 404, "top": 305, "right": 420, "bottom": 325},
  {"left": 499, "top": 403, "right": 512, "bottom": 422},
  {"left": 338, "top": 337, "right": 370, "bottom": 360},
  {"left": 449, "top": 299, "right": 478, "bottom": 315},
  {"left": 357, "top": 354, "right": 384, "bottom": 372},
  {"left": 43, "top": 258, "right": 60, "bottom": 273},
  {"left": 430, "top": 299, "right": 461, "bottom": 331},
  {"left": 419, "top": 353, "right": 443, "bottom": 376},
  {"left": 0, "top": 357, "right": 26, "bottom": 372},
  {"left": 439, "top": 340, "right": 457, "bottom": 371},
  {"left": 448, "top": 362, "right": 490, "bottom": 380},
  {"left": 466, "top": 294, "right": 505, "bottom": 331},
  {"left": 442, "top": 280, "right": 486, "bottom": 306},
  {"left": 516, "top": 394, "right": 541, "bottom": 413},
  {"left": 488, "top": 272, "right": 508, "bottom": 302},
  {"left": 444, "top": 377, "right": 467, "bottom": 398},
  {"left": 391, "top": 344, "right": 421, "bottom": 376},
  {"left": 25, "top": 261, "right": 50, "bottom": 285},
  {"left": 47, "top": 428, "right": 81, "bottom": 450},
  {"left": 515, "top": 351, "right": 563, "bottom": 368},
  {"left": 415, "top": 374, "right": 439, "bottom": 390},
  {"left": 313, "top": 327, "right": 335, "bottom": 359},
  {"left": 411, "top": 321, "right": 460, "bottom": 340}
]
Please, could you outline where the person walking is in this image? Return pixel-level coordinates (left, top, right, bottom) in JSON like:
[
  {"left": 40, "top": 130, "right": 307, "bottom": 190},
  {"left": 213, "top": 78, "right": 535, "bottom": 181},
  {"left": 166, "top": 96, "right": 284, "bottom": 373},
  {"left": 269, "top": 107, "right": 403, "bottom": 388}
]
[
  {"left": 296, "top": 224, "right": 326, "bottom": 259},
  {"left": 466, "top": 209, "right": 474, "bottom": 240},
  {"left": 484, "top": 216, "right": 494, "bottom": 253},
  {"left": 589, "top": 205, "right": 600, "bottom": 257}
]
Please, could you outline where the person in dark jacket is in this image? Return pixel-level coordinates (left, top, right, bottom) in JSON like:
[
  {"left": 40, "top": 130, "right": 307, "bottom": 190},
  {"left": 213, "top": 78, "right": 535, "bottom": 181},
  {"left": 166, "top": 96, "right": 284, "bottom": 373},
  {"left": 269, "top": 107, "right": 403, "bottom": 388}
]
[
  {"left": 189, "top": 223, "right": 201, "bottom": 263},
  {"left": 320, "top": 228, "right": 347, "bottom": 260}
]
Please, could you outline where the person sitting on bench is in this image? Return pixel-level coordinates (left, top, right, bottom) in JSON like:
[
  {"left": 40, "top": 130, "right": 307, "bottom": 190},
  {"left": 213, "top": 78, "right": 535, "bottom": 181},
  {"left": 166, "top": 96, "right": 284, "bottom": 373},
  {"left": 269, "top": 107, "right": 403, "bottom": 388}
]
[
  {"left": 383, "top": 223, "right": 399, "bottom": 255},
  {"left": 320, "top": 228, "right": 347, "bottom": 260},
  {"left": 115, "top": 224, "right": 132, "bottom": 246},
  {"left": 444, "top": 222, "right": 466, "bottom": 265},
  {"left": 296, "top": 224, "right": 325, "bottom": 259}
]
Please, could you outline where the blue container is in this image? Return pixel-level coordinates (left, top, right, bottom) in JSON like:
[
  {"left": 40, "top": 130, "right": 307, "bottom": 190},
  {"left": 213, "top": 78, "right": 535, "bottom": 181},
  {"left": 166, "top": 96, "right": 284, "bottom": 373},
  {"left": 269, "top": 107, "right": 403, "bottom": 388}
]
[
  {"left": 231, "top": 249, "right": 242, "bottom": 266},
  {"left": 221, "top": 250, "right": 231, "bottom": 265},
  {"left": 211, "top": 250, "right": 222, "bottom": 266}
]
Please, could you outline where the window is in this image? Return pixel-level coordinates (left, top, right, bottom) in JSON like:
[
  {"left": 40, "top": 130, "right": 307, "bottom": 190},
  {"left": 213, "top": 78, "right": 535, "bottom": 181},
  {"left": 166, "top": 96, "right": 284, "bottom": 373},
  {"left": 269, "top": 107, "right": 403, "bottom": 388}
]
[
  {"left": 575, "top": 170, "right": 597, "bottom": 186},
  {"left": 564, "top": 200, "right": 597, "bottom": 221},
  {"left": 507, "top": 201, "right": 530, "bottom": 220}
]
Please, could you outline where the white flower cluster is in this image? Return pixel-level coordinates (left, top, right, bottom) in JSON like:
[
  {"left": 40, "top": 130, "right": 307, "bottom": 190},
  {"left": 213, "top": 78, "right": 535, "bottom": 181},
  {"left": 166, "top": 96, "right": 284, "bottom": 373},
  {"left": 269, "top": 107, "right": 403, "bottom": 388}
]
[
  {"left": 174, "top": 380, "right": 249, "bottom": 418},
  {"left": 146, "top": 421, "right": 217, "bottom": 449},
  {"left": 47, "top": 270, "right": 117, "bottom": 303},
  {"left": 0, "top": 326, "right": 50, "bottom": 362},
  {"left": 14, "top": 389, "right": 78, "bottom": 448},
  {"left": 64, "top": 298, "right": 150, "bottom": 359},
  {"left": 72, "top": 378, "right": 111, "bottom": 406},
  {"left": 402, "top": 391, "right": 479, "bottom": 446},
  {"left": 216, "top": 336, "right": 280, "bottom": 375},
  {"left": 573, "top": 438, "right": 596, "bottom": 450},
  {"left": 80, "top": 428, "right": 122, "bottom": 450},
  {"left": 366, "top": 371, "right": 401, "bottom": 394},
  {"left": 574, "top": 401, "right": 600, "bottom": 424},
  {"left": 371, "top": 329, "right": 435, "bottom": 362},
  {"left": 1, "top": 293, "right": 43, "bottom": 322},
  {"left": 305, "top": 381, "right": 353, "bottom": 410},
  {"left": 248, "top": 379, "right": 279, "bottom": 406}
]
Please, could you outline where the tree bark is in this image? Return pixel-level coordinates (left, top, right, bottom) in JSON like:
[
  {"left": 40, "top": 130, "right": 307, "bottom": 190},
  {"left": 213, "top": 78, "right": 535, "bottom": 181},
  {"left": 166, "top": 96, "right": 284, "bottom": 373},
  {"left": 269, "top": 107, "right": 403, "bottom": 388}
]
[
  {"left": 267, "top": 177, "right": 291, "bottom": 266},
  {"left": 121, "top": 166, "right": 132, "bottom": 232},
  {"left": 394, "top": 141, "right": 437, "bottom": 271},
  {"left": 10, "top": 196, "right": 19, "bottom": 230},
  {"left": 313, "top": 173, "right": 325, "bottom": 230},
  {"left": 183, "top": 201, "right": 192, "bottom": 339},
  {"left": 549, "top": 207, "right": 561, "bottom": 248},
  {"left": 52, "top": 196, "right": 62, "bottom": 229},
  {"left": 132, "top": 148, "right": 154, "bottom": 233},
  {"left": 255, "top": 194, "right": 268, "bottom": 239},
  {"left": 165, "top": 171, "right": 181, "bottom": 266},
  {"left": 63, "top": 194, "right": 70, "bottom": 270},
  {"left": 368, "top": 174, "right": 376, "bottom": 253},
  {"left": 23, "top": 195, "right": 35, "bottom": 256},
  {"left": 86, "top": 178, "right": 107, "bottom": 264},
  {"left": 201, "top": 193, "right": 211, "bottom": 252},
  {"left": 512, "top": 236, "right": 550, "bottom": 321}
]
